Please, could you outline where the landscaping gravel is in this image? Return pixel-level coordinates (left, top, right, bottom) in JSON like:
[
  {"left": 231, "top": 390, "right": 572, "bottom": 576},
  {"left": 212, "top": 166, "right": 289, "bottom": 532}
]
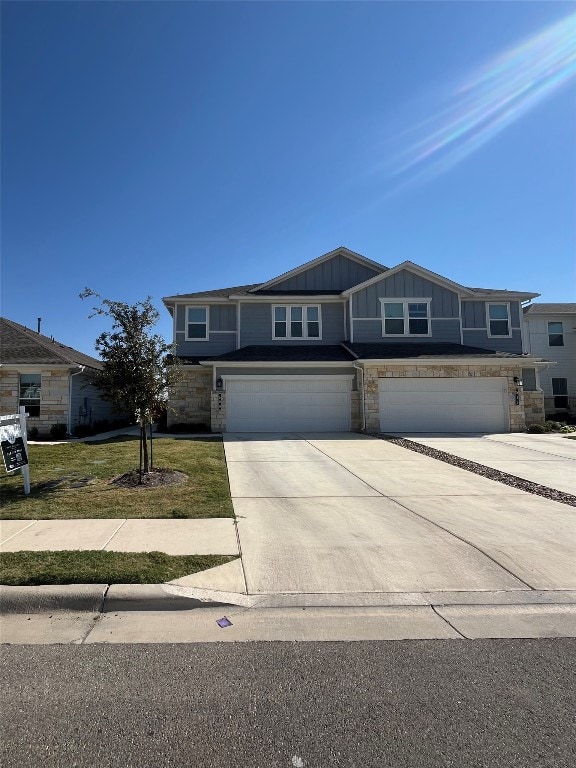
[{"left": 380, "top": 435, "right": 576, "bottom": 507}]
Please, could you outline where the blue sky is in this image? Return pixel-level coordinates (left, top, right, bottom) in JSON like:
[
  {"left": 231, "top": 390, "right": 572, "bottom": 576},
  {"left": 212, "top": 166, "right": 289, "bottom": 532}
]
[{"left": 2, "top": 1, "right": 575, "bottom": 356}]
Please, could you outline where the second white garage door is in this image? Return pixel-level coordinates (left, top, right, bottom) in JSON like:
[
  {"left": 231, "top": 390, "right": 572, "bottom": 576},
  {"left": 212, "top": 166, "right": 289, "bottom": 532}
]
[
  {"left": 379, "top": 377, "right": 509, "bottom": 433},
  {"left": 226, "top": 377, "right": 352, "bottom": 432}
]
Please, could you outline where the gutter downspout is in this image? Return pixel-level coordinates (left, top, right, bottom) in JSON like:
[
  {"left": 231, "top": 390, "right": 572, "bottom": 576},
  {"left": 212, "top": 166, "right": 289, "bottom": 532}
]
[
  {"left": 353, "top": 362, "right": 366, "bottom": 432},
  {"left": 341, "top": 342, "right": 365, "bottom": 433},
  {"left": 68, "top": 366, "right": 85, "bottom": 435}
]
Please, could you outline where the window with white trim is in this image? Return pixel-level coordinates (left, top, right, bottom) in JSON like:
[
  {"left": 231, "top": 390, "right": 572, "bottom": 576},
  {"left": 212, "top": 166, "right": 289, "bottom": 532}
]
[
  {"left": 552, "top": 378, "right": 568, "bottom": 409},
  {"left": 186, "top": 306, "right": 208, "bottom": 340},
  {"left": 380, "top": 300, "right": 431, "bottom": 336},
  {"left": 487, "top": 303, "right": 511, "bottom": 337},
  {"left": 273, "top": 305, "right": 321, "bottom": 339},
  {"left": 19, "top": 374, "right": 41, "bottom": 417},
  {"left": 548, "top": 321, "right": 564, "bottom": 347}
]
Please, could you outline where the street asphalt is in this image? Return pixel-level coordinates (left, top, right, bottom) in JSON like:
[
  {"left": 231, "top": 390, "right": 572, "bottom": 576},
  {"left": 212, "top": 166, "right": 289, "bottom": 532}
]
[{"left": 1, "top": 640, "right": 575, "bottom": 767}]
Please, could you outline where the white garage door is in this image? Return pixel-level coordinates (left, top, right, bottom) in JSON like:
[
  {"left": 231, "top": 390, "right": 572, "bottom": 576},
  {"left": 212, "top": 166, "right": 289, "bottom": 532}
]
[
  {"left": 379, "top": 377, "right": 509, "bottom": 433},
  {"left": 226, "top": 377, "right": 352, "bottom": 432}
]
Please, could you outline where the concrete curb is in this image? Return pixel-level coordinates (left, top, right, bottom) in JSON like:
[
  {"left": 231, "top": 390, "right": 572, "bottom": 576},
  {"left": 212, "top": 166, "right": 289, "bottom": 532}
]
[
  {"left": 0, "top": 584, "right": 228, "bottom": 614},
  {"left": 2, "top": 585, "right": 576, "bottom": 614}
]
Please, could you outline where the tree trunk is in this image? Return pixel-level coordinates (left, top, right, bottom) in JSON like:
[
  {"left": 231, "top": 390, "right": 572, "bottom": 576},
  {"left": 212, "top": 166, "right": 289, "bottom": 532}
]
[
  {"left": 139, "top": 425, "right": 143, "bottom": 484},
  {"left": 149, "top": 422, "right": 154, "bottom": 469},
  {"left": 142, "top": 421, "right": 149, "bottom": 474}
]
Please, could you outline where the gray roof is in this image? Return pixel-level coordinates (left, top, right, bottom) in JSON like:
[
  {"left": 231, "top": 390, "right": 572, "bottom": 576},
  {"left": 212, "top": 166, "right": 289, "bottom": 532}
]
[
  {"left": 204, "top": 345, "right": 354, "bottom": 363},
  {"left": 0, "top": 318, "right": 102, "bottom": 369},
  {"left": 347, "top": 342, "right": 531, "bottom": 360},
  {"left": 523, "top": 303, "right": 576, "bottom": 315},
  {"left": 163, "top": 284, "right": 260, "bottom": 301}
]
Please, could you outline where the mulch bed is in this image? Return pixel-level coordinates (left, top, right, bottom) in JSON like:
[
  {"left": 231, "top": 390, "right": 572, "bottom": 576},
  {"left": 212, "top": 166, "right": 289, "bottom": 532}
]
[
  {"left": 110, "top": 468, "right": 187, "bottom": 489},
  {"left": 380, "top": 435, "right": 576, "bottom": 508}
]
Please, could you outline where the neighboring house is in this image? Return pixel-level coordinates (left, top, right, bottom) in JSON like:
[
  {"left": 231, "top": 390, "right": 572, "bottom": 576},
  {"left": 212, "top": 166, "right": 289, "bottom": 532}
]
[
  {"left": 0, "top": 318, "right": 120, "bottom": 435},
  {"left": 163, "top": 247, "right": 549, "bottom": 434},
  {"left": 523, "top": 303, "right": 576, "bottom": 416}
]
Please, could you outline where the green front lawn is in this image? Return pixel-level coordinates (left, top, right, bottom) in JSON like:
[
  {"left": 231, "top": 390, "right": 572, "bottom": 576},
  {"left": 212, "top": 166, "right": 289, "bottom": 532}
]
[
  {"left": 0, "top": 551, "right": 236, "bottom": 586},
  {"left": 0, "top": 437, "right": 233, "bottom": 520}
]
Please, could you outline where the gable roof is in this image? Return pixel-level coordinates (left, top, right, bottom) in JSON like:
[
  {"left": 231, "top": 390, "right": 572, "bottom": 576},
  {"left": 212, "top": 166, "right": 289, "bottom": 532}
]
[
  {"left": 0, "top": 318, "right": 102, "bottom": 369},
  {"left": 524, "top": 303, "right": 576, "bottom": 315},
  {"left": 342, "top": 260, "right": 539, "bottom": 300},
  {"left": 248, "top": 246, "right": 388, "bottom": 293}
]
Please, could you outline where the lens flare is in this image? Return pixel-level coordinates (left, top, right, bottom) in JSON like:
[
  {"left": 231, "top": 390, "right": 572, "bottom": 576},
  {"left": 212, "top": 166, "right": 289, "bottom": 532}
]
[{"left": 386, "top": 13, "right": 576, "bottom": 187}]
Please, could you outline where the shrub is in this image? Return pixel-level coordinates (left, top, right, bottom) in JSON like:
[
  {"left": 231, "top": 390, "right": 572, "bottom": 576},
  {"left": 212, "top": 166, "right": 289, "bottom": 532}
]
[
  {"left": 560, "top": 425, "right": 576, "bottom": 433},
  {"left": 50, "top": 423, "right": 68, "bottom": 440},
  {"left": 527, "top": 424, "right": 546, "bottom": 433},
  {"left": 544, "top": 421, "right": 562, "bottom": 431},
  {"left": 27, "top": 426, "right": 39, "bottom": 440}
]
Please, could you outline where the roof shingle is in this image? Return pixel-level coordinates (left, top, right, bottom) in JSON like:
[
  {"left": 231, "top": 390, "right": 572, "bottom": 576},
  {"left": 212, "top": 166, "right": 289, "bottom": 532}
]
[{"left": 0, "top": 318, "right": 102, "bottom": 369}]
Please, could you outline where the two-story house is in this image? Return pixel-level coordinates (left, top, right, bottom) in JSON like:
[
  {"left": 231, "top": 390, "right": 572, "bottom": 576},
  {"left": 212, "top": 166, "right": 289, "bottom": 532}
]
[
  {"left": 523, "top": 303, "right": 576, "bottom": 416},
  {"left": 163, "top": 247, "right": 548, "bottom": 434}
]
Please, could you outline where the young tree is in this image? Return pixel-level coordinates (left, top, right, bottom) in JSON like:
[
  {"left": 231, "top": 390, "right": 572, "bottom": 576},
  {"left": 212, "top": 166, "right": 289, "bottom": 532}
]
[{"left": 80, "top": 289, "right": 181, "bottom": 479}]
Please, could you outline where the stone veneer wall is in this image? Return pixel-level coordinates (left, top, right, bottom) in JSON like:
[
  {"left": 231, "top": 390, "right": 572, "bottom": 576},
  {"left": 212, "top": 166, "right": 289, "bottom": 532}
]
[
  {"left": 523, "top": 390, "right": 545, "bottom": 426},
  {"left": 363, "top": 364, "right": 527, "bottom": 433},
  {"left": 167, "top": 367, "right": 212, "bottom": 428},
  {"left": 211, "top": 391, "right": 226, "bottom": 432},
  {"left": 0, "top": 368, "right": 70, "bottom": 435}
]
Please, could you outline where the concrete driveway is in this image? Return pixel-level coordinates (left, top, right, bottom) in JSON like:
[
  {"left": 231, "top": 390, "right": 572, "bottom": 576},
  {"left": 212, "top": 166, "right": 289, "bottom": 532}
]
[
  {"left": 401, "top": 433, "right": 576, "bottom": 495},
  {"left": 224, "top": 433, "right": 576, "bottom": 595}
]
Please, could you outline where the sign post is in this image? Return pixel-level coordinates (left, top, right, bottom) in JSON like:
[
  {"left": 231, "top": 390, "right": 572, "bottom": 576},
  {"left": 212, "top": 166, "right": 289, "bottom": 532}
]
[{"left": 0, "top": 407, "right": 30, "bottom": 495}]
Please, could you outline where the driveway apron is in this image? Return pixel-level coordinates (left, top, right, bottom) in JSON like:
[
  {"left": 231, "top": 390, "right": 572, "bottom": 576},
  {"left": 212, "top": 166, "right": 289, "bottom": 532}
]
[{"left": 224, "top": 434, "right": 576, "bottom": 595}]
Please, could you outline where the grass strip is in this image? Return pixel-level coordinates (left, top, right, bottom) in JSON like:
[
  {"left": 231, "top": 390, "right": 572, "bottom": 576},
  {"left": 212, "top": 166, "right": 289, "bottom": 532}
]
[
  {"left": 0, "top": 551, "right": 236, "bottom": 586},
  {"left": 0, "top": 436, "right": 234, "bottom": 520}
]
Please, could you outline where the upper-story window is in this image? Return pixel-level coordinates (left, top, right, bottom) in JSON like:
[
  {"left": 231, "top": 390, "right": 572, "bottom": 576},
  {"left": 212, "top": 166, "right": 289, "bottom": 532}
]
[
  {"left": 186, "top": 306, "right": 209, "bottom": 340},
  {"left": 19, "top": 374, "right": 41, "bottom": 417},
  {"left": 380, "top": 299, "right": 431, "bottom": 337},
  {"left": 273, "top": 305, "right": 321, "bottom": 339},
  {"left": 487, "top": 303, "right": 511, "bottom": 337},
  {"left": 548, "top": 321, "right": 564, "bottom": 347}
]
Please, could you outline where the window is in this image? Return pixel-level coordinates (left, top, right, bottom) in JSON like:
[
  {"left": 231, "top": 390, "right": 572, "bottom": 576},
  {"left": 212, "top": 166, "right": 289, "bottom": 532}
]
[
  {"left": 186, "top": 306, "right": 208, "bottom": 340},
  {"left": 548, "top": 322, "right": 564, "bottom": 347},
  {"left": 487, "top": 303, "right": 511, "bottom": 337},
  {"left": 19, "top": 374, "right": 41, "bottom": 417},
  {"left": 273, "top": 305, "right": 321, "bottom": 339},
  {"left": 552, "top": 378, "right": 569, "bottom": 409},
  {"left": 381, "top": 300, "right": 431, "bottom": 336}
]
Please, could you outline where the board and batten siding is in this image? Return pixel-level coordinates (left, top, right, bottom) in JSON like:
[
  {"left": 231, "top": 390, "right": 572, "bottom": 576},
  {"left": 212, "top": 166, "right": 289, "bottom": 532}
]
[
  {"left": 351, "top": 270, "right": 460, "bottom": 318},
  {"left": 240, "top": 302, "right": 345, "bottom": 346},
  {"left": 174, "top": 303, "right": 237, "bottom": 357},
  {"left": 174, "top": 303, "right": 236, "bottom": 333},
  {"left": 524, "top": 315, "right": 576, "bottom": 399},
  {"left": 461, "top": 300, "right": 521, "bottom": 329},
  {"left": 352, "top": 318, "right": 461, "bottom": 343},
  {"left": 462, "top": 329, "right": 523, "bottom": 353},
  {"left": 266, "top": 254, "right": 381, "bottom": 292}
]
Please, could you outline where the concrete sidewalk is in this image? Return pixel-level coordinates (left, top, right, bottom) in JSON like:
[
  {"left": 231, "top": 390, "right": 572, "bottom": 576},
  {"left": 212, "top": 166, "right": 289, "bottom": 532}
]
[
  {"left": 0, "top": 518, "right": 238, "bottom": 555},
  {"left": 402, "top": 432, "right": 576, "bottom": 495}
]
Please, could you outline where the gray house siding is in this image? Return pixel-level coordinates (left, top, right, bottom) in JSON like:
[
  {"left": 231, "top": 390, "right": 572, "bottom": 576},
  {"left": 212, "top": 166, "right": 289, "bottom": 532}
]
[
  {"left": 462, "top": 329, "right": 523, "bottom": 352},
  {"left": 462, "top": 300, "right": 521, "bottom": 329},
  {"left": 522, "top": 368, "right": 537, "bottom": 391},
  {"left": 176, "top": 334, "right": 237, "bottom": 358},
  {"left": 266, "top": 255, "right": 381, "bottom": 292},
  {"left": 70, "top": 374, "right": 123, "bottom": 429},
  {"left": 175, "top": 303, "right": 236, "bottom": 333},
  {"left": 352, "top": 270, "right": 460, "bottom": 318},
  {"left": 352, "top": 318, "right": 461, "bottom": 343},
  {"left": 240, "top": 302, "right": 345, "bottom": 346},
  {"left": 174, "top": 303, "right": 237, "bottom": 357}
]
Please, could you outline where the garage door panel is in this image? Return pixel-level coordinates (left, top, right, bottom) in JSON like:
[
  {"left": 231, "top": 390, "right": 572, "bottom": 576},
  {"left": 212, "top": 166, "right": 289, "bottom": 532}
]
[
  {"left": 379, "top": 377, "right": 508, "bottom": 433},
  {"left": 226, "top": 378, "right": 352, "bottom": 432}
]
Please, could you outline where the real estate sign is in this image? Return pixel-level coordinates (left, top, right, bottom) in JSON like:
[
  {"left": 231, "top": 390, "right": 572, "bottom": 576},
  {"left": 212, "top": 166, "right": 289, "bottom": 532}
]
[{"left": 0, "top": 408, "right": 31, "bottom": 494}]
